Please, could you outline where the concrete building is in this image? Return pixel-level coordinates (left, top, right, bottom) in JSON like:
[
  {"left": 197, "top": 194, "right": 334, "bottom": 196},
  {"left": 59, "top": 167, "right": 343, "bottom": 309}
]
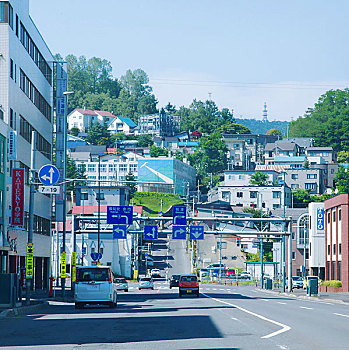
[
  {"left": 324, "top": 194, "right": 349, "bottom": 291},
  {"left": 67, "top": 108, "right": 99, "bottom": 132},
  {"left": 223, "top": 134, "right": 278, "bottom": 169},
  {"left": 306, "top": 147, "right": 336, "bottom": 164},
  {"left": 284, "top": 168, "right": 325, "bottom": 194},
  {"left": 308, "top": 202, "right": 325, "bottom": 279},
  {"left": 137, "top": 111, "right": 180, "bottom": 137},
  {"left": 264, "top": 141, "right": 299, "bottom": 165},
  {"left": 0, "top": 0, "right": 53, "bottom": 289}
]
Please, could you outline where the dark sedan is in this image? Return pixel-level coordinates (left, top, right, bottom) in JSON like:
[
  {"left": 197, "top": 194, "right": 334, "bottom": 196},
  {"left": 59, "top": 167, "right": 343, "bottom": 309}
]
[{"left": 169, "top": 274, "right": 180, "bottom": 288}]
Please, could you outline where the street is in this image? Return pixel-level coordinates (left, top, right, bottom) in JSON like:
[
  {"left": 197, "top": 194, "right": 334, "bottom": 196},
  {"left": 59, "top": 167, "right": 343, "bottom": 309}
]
[{"left": 0, "top": 282, "right": 348, "bottom": 350}]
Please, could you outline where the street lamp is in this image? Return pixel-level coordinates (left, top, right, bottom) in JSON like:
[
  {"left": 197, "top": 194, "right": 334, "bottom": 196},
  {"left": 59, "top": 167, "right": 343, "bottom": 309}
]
[{"left": 61, "top": 91, "right": 74, "bottom": 300}]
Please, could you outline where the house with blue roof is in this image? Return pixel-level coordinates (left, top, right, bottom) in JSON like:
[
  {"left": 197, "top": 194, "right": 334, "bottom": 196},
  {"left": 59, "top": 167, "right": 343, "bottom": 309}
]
[{"left": 108, "top": 116, "right": 137, "bottom": 134}]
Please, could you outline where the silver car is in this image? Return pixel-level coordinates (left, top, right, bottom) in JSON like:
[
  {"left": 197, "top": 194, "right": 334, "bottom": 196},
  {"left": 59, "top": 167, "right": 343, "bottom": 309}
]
[
  {"left": 115, "top": 278, "right": 128, "bottom": 292},
  {"left": 138, "top": 277, "right": 154, "bottom": 290}
]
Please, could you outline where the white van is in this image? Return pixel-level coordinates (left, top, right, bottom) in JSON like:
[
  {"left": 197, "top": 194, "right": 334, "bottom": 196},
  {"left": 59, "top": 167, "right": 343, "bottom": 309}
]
[{"left": 74, "top": 266, "right": 118, "bottom": 309}]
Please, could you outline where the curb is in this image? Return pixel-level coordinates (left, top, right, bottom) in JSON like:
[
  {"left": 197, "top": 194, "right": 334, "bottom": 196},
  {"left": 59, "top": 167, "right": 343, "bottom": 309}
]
[
  {"left": 0, "top": 300, "right": 49, "bottom": 318},
  {"left": 260, "top": 288, "right": 349, "bottom": 305}
]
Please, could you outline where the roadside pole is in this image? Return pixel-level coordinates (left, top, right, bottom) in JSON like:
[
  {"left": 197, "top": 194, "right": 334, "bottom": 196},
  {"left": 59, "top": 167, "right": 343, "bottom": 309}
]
[
  {"left": 26, "top": 131, "right": 36, "bottom": 305},
  {"left": 287, "top": 220, "right": 293, "bottom": 292},
  {"left": 219, "top": 233, "right": 222, "bottom": 284},
  {"left": 260, "top": 237, "right": 264, "bottom": 289}
]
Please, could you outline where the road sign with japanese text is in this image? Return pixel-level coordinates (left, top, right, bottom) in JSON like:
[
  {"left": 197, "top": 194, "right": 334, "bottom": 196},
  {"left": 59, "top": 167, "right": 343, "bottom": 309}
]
[
  {"left": 61, "top": 251, "right": 66, "bottom": 278},
  {"left": 26, "top": 243, "right": 34, "bottom": 278},
  {"left": 107, "top": 206, "right": 133, "bottom": 225},
  {"left": 190, "top": 226, "right": 204, "bottom": 240},
  {"left": 173, "top": 206, "right": 186, "bottom": 226}
]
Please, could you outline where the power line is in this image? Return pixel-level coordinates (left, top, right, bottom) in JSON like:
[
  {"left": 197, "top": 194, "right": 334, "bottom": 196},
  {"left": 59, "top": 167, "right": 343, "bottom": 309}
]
[{"left": 149, "top": 78, "right": 349, "bottom": 90}]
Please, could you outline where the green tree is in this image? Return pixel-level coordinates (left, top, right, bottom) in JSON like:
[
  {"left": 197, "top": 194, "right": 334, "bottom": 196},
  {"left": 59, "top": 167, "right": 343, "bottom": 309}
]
[
  {"left": 293, "top": 189, "right": 312, "bottom": 208},
  {"left": 221, "top": 122, "right": 251, "bottom": 134},
  {"left": 266, "top": 128, "right": 283, "bottom": 138},
  {"left": 136, "top": 134, "right": 153, "bottom": 147},
  {"left": 334, "top": 165, "right": 349, "bottom": 193},
  {"left": 289, "top": 89, "right": 349, "bottom": 151},
  {"left": 249, "top": 172, "right": 269, "bottom": 186},
  {"left": 86, "top": 122, "right": 112, "bottom": 147},
  {"left": 70, "top": 127, "right": 80, "bottom": 137},
  {"left": 337, "top": 151, "right": 349, "bottom": 163},
  {"left": 125, "top": 171, "right": 137, "bottom": 198},
  {"left": 149, "top": 145, "right": 169, "bottom": 157},
  {"left": 66, "top": 157, "right": 86, "bottom": 192}
]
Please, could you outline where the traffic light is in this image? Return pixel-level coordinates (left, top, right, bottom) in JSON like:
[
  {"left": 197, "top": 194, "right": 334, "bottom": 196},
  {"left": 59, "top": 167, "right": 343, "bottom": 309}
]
[{"left": 236, "top": 237, "right": 240, "bottom": 247}]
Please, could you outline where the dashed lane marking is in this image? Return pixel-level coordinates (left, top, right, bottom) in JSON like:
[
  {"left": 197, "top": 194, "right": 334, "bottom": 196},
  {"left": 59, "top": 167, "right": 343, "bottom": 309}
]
[
  {"left": 277, "top": 302, "right": 287, "bottom": 305},
  {"left": 334, "top": 313, "right": 349, "bottom": 318},
  {"left": 300, "top": 306, "right": 313, "bottom": 310}
]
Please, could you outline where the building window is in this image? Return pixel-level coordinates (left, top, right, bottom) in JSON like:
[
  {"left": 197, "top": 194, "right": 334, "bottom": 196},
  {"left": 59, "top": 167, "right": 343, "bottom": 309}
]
[
  {"left": 19, "top": 69, "right": 52, "bottom": 121},
  {"left": 237, "top": 192, "right": 243, "bottom": 198},
  {"left": 250, "top": 191, "right": 257, "bottom": 198},
  {"left": 291, "top": 184, "right": 299, "bottom": 189},
  {"left": 291, "top": 174, "right": 298, "bottom": 180},
  {"left": 328, "top": 245, "right": 330, "bottom": 255},
  {"left": 339, "top": 243, "right": 341, "bottom": 255},
  {"left": 305, "top": 183, "right": 316, "bottom": 190},
  {"left": 10, "top": 59, "right": 14, "bottom": 79},
  {"left": 100, "top": 164, "right": 107, "bottom": 173},
  {"left": 96, "top": 193, "right": 105, "bottom": 201},
  {"left": 338, "top": 207, "right": 341, "bottom": 221},
  {"left": 332, "top": 261, "right": 336, "bottom": 280},
  {"left": 292, "top": 252, "right": 296, "bottom": 260},
  {"left": 8, "top": 3, "right": 13, "bottom": 29},
  {"left": 338, "top": 261, "right": 341, "bottom": 281},
  {"left": 273, "top": 204, "right": 280, "bottom": 209},
  {"left": 119, "top": 164, "right": 127, "bottom": 172},
  {"left": 333, "top": 211, "right": 336, "bottom": 222},
  {"left": 9, "top": 108, "right": 14, "bottom": 129},
  {"left": 273, "top": 191, "right": 281, "bottom": 199},
  {"left": 307, "top": 174, "right": 317, "bottom": 179},
  {"left": 87, "top": 164, "right": 96, "bottom": 173},
  {"left": 327, "top": 262, "right": 330, "bottom": 280},
  {"left": 327, "top": 212, "right": 330, "bottom": 224},
  {"left": 333, "top": 244, "right": 336, "bottom": 255},
  {"left": 15, "top": 14, "right": 18, "bottom": 36},
  {"left": 80, "top": 193, "right": 88, "bottom": 200}
]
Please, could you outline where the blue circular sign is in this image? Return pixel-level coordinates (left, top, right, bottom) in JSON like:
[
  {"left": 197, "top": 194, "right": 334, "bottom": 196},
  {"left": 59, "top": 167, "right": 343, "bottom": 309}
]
[{"left": 38, "top": 164, "right": 60, "bottom": 185}]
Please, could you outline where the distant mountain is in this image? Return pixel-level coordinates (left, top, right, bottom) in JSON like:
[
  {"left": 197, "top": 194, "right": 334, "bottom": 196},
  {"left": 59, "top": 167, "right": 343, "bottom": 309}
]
[{"left": 234, "top": 118, "right": 289, "bottom": 135}]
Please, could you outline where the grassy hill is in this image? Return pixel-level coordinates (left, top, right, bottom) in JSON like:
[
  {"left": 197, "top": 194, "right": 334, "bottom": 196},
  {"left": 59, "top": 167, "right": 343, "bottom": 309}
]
[
  {"left": 235, "top": 118, "right": 288, "bottom": 135},
  {"left": 132, "top": 192, "right": 184, "bottom": 216}
]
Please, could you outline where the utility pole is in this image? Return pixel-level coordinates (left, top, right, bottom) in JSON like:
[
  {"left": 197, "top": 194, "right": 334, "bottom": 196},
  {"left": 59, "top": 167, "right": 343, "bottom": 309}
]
[
  {"left": 98, "top": 156, "right": 101, "bottom": 259},
  {"left": 219, "top": 233, "right": 222, "bottom": 284},
  {"left": 26, "top": 131, "right": 36, "bottom": 305},
  {"left": 303, "top": 225, "right": 307, "bottom": 278}
]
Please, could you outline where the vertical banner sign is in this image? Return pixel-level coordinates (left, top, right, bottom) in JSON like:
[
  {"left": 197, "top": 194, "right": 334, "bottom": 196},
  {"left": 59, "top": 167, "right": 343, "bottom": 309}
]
[
  {"left": 316, "top": 208, "right": 324, "bottom": 231},
  {"left": 54, "top": 62, "right": 68, "bottom": 222},
  {"left": 61, "top": 251, "right": 66, "bottom": 278},
  {"left": 12, "top": 168, "right": 25, "bottom": 226},
  {"left": 71, "top": 251, "right": 76, "bottom": 282},
  {"left": 26, "top": 243, "right": 34, "bottom": 278},
  {"left": 8, "top": 130, "right": 17, "bottom": 160}
]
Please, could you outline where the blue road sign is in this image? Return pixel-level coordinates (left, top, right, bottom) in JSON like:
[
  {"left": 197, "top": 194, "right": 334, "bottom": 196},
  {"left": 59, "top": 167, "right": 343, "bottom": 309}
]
[
  {"left": 173, "top": 206, "right": 186, "bottom": 226},
  {"left": 172, "top": 225, "right": 186, "bottom": 240},
  {"left": 190, "top": 226, "right": 204, "bottom": 240},
  {"left": 91, "top": 252, "right": 102, "bottom": 261},
  {"left": 107, "top": 206, "right": 133, "bottom": 225},
  {"left": 38, "top": 164, "right": 60, "bottom": 185},
  {"left": 144, "top": 225, "right": 158, "bottom": 240},
  {"left": 82, "top": 247, "right": 86, "bottom": 255},
  {"left": 113, "top": 225, "right": 127, "bottom": 239},
  {"left": 145, "top": 252, "right": 148, "bottom": 257}
]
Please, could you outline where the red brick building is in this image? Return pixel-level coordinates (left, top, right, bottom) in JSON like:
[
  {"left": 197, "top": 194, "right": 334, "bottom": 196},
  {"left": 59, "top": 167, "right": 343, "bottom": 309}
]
[{"left": 324, "top": 194, "right": 349, "bottom": 291}]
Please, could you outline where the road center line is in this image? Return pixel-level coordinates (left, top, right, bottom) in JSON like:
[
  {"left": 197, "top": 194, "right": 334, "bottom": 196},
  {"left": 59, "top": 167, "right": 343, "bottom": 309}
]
[
  {"left": 202, "top": 293, "right": 291, "bottom": 339},
  {"left": 277, "top": 302, "right": 287, "bottom": 305},
  {"left": 334, "top": 313, "right": 349, "bottom": 318},
  {"left": 300, "top": 306, "right": 313, "bottom": 310}
]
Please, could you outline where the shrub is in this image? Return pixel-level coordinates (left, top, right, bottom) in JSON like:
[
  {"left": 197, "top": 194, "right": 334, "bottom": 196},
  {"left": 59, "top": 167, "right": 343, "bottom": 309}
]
[{"left": 321, "top": 280, "right": 342, "bottom": 288}]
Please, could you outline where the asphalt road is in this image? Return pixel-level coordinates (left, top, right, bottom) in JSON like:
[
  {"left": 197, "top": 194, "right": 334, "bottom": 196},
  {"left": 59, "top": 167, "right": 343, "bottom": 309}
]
[{"left": 1, "top": 283, "right": 348, "bottom": 350}]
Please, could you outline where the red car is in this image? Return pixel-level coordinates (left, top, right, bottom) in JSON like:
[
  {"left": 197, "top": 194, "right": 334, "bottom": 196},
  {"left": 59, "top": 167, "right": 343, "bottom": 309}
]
[
  {"left": 225, "top": 269, "right": 236, "bottom": 278},
  {"left": 179, "top": 274, "right": 199, "bottom": 297}
]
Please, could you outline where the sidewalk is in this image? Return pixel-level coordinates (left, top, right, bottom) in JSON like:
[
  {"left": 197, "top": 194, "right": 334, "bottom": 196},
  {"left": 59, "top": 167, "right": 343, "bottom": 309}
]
[{"left": 0, "top": 286, "right": 74, "bottom": 318}]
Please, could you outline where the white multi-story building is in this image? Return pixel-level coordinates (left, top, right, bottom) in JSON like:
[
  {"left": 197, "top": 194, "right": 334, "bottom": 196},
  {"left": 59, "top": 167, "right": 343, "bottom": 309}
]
[
  {"left": 75, "top": 151, "right": 144, "bottom": 185},
  {"left": 0, "top": 0, "right": 53, "bottom": 288}
]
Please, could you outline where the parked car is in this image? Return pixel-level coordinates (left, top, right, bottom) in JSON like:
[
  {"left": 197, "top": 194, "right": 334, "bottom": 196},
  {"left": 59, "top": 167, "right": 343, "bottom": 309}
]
[
  {"left": 74, "top": 266, "right": 117, "bottom": 309},
  {"left": 179, "top": 274, "right": 200, "bottom": 297},
  {"left": 170, "top": 274, "right": 180, "bottom": 288},
  {"left": 206, "top": 263, "right": 226, "bottom": 270},
  {"left": 114, "top": 278, "right": 128, "bottom": 292},
  {"left": 225, "top": 269, "right": 236, "bottom": 278},
  {"left": 240, "top": 271, "right": 252, "bottom": 280},
  {"left": 286, "top": 276, "right": 303, "bottom": 289},
  {"left": 139, "top": 277, "right": 154, "bottom": 290},
  {"left": 151, "top": 269, "right": 161, "bottom": 278}
]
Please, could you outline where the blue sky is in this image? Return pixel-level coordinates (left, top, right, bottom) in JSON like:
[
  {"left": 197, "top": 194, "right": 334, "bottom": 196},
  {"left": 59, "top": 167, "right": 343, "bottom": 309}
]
[{"left": 30, "top": 0, "right": 349, "bottom": 121}]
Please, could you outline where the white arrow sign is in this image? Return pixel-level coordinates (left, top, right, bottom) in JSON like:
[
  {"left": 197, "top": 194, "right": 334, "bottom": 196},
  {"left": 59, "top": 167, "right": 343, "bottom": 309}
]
[
  {"left": 174, "top": 228, "right": 185, "bottom": 237},
  {"left": 191, "top": 230, "right": 202, "bottom": 239},
  {"left": 41, "top": 167, "right": 55, "bottom": 184},
  {"left": 146, "top": 227, "right": 156, "bottom": 239},
  {"left": 174, "top": 215, "right": 186, "bottom": 225}
]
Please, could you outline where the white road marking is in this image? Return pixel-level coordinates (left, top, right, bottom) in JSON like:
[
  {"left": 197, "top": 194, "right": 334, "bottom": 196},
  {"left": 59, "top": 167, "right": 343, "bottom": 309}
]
[
  {"left": 202, "top": 293, "right": 291, "bottom": 339},
  {"left": 212, "top": 288, "right": 217, "bottom": 291},
  {"left": 220, "top": 288, "right": 225, "bottom": 291},
  {"left": 300, "top": 306, "right": 313, "bottom": 310},
  {"left": 277, "top": 302, "right": 287, "bottom": 305},
  {"left": 231, "top": 317, "right": 238, "bottom": 321},
  {"left": 323, "top": 302, "right": 333, "bottom": 305},
  {"left": 334, "top": 313, "right": 349, "bottom": 318},
  {"left": 261, "top": 299, "right": 269, "bottom": 302}
]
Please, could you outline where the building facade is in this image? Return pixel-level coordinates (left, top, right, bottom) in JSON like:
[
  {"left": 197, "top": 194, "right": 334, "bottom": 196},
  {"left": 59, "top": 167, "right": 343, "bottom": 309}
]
[
  {"left": 324, "top": 194, "right": 349, "bottom": 291},
  {"left": 0, "top": 0, "right": 53, "bottom": 289},
  {"left": 137, "top": 112, "right": 180, "bottom": 137}
]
